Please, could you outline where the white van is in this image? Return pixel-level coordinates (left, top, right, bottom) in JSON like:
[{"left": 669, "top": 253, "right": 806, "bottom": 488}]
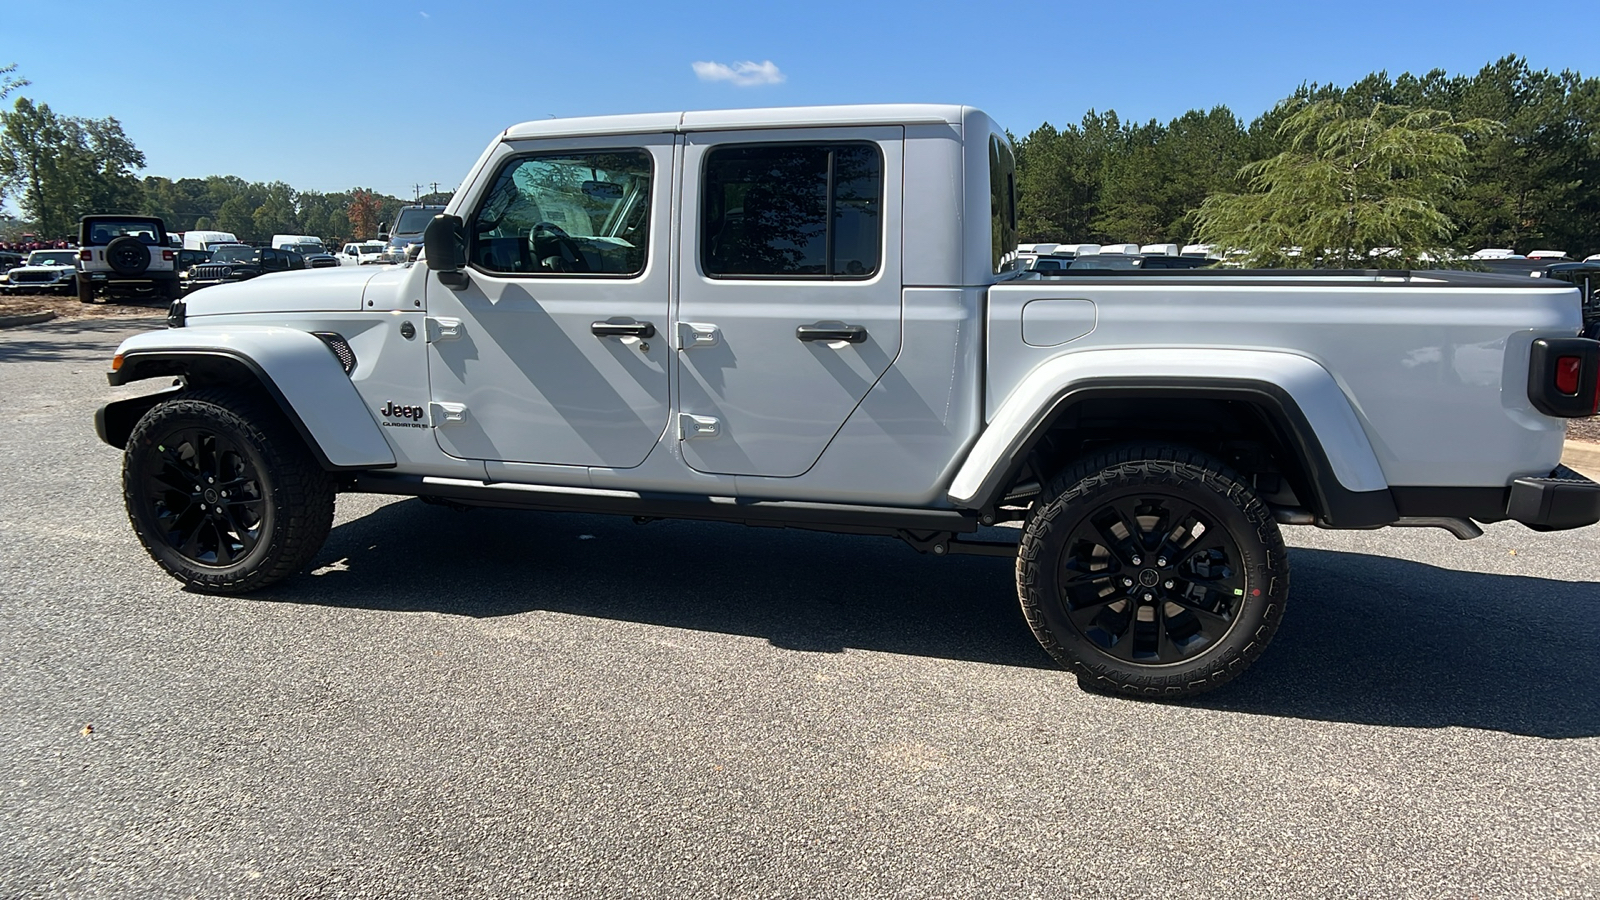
[
  {"left": 271, "top": 234, "right": 325, "bottom": 252},
  {"left": 183, "top": 230, "right": 239, "bottom": 251}
]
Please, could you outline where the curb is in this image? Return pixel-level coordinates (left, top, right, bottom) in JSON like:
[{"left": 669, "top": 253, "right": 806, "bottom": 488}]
[
  {"left": 1562, "top": 439, "right": 1600, "bottom": 478},
  {"left": 0, "top": 311, "right": 57, "bottom": 329}
]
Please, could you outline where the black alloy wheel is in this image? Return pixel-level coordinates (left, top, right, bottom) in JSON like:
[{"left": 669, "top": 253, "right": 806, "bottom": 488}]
[
  {"left": 1017, "top": 445, "right": 1288, "bottom": 698},
  {"left": 137, "top": 425, "right": 268, "bottom": 568},
  {"left": 1056, "top": 491, "right": 1247, "bottom": 665},
  {"left": 124, "top": 389, "right": 333, "bottom": 593}
]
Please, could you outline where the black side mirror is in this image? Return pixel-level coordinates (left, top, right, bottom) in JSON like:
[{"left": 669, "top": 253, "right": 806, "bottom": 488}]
[
  {"left": 424, "top": 214, "right": 468, "bottom": 289},
  {"left": 378, "top": 232, "right": 390, "bottom": 242}
]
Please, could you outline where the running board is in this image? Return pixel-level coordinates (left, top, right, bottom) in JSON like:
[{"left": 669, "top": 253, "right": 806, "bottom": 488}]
[{"left": 351, "top": 473, "right": 981, "bottom": 537}]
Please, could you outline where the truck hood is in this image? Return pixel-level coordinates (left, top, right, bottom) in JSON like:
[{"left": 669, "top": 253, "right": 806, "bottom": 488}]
[
  {"left": 183, "top": 265, "right": 381, "bottom": 317},
  {"left": 9, "top": 264, "right": 75, "bottom": 275}
]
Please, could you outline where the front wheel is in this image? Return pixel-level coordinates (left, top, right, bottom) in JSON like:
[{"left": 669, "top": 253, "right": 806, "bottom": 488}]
[
  {"left": 123, "top": 389, "right": 334, "bottom": 593},
  {"left": 1016, "top": 445, "right": 1288, "bottom": 699}
]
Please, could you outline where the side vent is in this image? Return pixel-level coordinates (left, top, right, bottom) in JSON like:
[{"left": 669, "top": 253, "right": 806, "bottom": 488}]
[{"left": 311, "top": 332, "right": 357, "bottom": 374}]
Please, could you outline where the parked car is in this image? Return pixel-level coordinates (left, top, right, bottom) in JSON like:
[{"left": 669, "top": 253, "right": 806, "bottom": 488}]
[
  {"left": 379, "top": 205, "right": 446, "bottom": 263},
  {"left": 77, "top": 215, "right": 179, "bottom": 303},
  {"left": 184, "top": 245, "right": 306, "bottom": 293},
  {"left": 1533, "top": 261, "right": 1600, "bottom": 338},
  {"left": 338, "top": 241, "right": 387, "bottom": 265},
  {"left": 96, "top": 103, "right": 1600, "bottom": 701},
  {"left": 3, "top": 249, "right": 81, "bottom": 293},
  {"left": 175, "top": 248, "right": 212, "bottom": 295},
  {"left": 277, "top": 241, "right": 340, "bottom": 269}
]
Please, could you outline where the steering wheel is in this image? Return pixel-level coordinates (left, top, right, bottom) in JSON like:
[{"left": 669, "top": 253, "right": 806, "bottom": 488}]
[{"left": 531, "top": 222, "right": 590, "bottom": 273}]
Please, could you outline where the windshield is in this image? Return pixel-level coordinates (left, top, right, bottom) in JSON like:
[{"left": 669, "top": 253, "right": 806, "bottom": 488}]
[
  {"left": 27, "top": 251, "right": 77, "bottom": 267},
  {"left": 393, "top": 208, "right": 438, "bottom": 235},
  {"left": 287, "top": 242, "right": 325, "bottom": 255},
  {"left": 358, "top": 244, "right": 383, "bottom": 254},
  {"left": 211, "top": 246, "right": 258, "bottom": 263}
]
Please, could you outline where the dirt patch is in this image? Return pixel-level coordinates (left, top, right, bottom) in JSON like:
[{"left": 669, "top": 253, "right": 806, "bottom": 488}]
[
  {"left": 1568, "top": 416, "right": 1600, "bottom": 444},
  {"left": 0, "top": 290, "right": 168, "bottom": 321}
]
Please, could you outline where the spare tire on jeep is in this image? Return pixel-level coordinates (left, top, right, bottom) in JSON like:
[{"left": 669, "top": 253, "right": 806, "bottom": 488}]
[{"left": 106, "top": 237, "right": 151, "bottom": 276}]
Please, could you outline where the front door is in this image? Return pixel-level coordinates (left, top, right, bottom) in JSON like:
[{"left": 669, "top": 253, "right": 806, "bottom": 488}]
[
  {"left": 426, "top": 135, "right": 674, "bottom": 467},
  {"left": 675, "top": 127, "right": 904, "bottom": 477}
]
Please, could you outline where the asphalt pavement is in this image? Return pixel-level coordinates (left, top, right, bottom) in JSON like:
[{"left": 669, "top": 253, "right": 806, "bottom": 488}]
[{"left": 3, "top": 317, "right": 1598, "bottom": 899}]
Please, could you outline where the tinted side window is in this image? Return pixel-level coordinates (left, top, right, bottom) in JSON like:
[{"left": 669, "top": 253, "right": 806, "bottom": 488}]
[
  {"left": 470, "top": 149, "right": 652, "bottom": 277},
  {"left": 990, "top": 134, "right": 1018, "bottom": 274},
  {"left": 702, "top": 143, "right": 882, "bottom": 279}
]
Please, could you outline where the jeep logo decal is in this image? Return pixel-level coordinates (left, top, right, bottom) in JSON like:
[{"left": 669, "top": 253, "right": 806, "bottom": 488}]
[{"left": 380, "top": 401, "right": 426, "bottom": 420}]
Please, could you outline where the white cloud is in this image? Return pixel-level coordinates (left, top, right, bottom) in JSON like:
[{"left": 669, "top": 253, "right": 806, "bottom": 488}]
[
  {"left": 691, "top": 60, "right": 786, "bottom": 87},
  {"left": 418, "top": 10, "right": 429, "bottom": 17}
]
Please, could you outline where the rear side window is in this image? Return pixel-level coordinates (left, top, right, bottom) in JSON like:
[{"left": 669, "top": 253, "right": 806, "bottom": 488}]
[
  {"left": 990, "top": 135, "right": 1018, "bottom": 274},
  {"left": 701, "top": 142, "right": 882, "bottom": 279}
]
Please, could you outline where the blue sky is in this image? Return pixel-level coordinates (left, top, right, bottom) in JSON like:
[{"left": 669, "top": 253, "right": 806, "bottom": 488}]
[{"left": 3, "top": 0, "right": 1598, "bottom": 204}]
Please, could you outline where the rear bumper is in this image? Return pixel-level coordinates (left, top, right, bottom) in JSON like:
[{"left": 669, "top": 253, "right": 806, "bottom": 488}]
[{"left": 1506, "top": 466, "right": 1600, "bottom": 530}]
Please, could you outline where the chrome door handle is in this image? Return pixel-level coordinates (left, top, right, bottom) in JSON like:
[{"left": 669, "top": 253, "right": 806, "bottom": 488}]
[
  {"left": 796, "top": 322, "right": 867, "bottom": 343},
  {"left": 590, "top": 320, "right": 655, "bottom": 338}
]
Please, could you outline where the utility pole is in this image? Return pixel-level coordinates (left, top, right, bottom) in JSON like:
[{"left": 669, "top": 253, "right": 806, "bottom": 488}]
[
  {"left": 412, "top": 183, "right": 422, "bottom": 202},
  {"left": 430, "top": 182, "right": 440, "bottom": 198}
]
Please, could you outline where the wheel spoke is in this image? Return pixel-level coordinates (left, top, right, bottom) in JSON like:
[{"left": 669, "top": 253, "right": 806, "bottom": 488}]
[
  {"left": 1052, "top": 484, "right": 1255, "bottom": 668},
  {"left": 210, "top": 520, "right": 235, "bottom": 565},
  {"left": 225, "top": 506, "right": 259, "bottom": 553},
  {"left": 176, "top": 510, "right": 209, "bottom": 559},
  {"left": 151, "top": 464, "right": 195, "bottom": 494}
]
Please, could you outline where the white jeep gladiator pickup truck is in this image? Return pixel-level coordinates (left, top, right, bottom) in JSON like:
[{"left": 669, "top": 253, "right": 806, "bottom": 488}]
[{"left": 96, "top": 105, "right": 1600, "bottom": 698}]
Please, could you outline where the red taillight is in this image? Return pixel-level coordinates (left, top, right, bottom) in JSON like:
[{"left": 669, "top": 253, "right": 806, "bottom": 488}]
[
  {"left": 79, "top": 249, "right": 91, "bottom": 261},
  {"left": 1556, "top": 356, "right": 1582, "bottom": 395},
  {"left": 162, "top": 250, "right": 174, "bottom": 261}
]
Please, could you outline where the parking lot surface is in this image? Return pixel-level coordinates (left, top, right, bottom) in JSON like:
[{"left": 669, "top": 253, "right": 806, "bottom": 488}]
[{"left": 3, "top": 318, "right": 1598, "bottom": 899}]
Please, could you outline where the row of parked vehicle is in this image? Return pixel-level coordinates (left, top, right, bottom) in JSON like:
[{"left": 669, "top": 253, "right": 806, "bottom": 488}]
[{"left": 0, "top": 204, "right": 449, "bottom": 301}]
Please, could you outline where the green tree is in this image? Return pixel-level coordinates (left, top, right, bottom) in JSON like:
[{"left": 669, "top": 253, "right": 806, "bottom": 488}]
[
  {"left": 1192, "top": 100, "right": 1493, "bottom": 267},
  {"left": 215, "top": 194, "right": 257, "bottom": 239},
  {"left": 0, "top": 97, "right": 145, "bottom": 237},
  {"left": 0, "top": 63, "right": 26, "bottom": 102},
  {"left": 251, "top": 181, "right": 298, "bottom": 237}
]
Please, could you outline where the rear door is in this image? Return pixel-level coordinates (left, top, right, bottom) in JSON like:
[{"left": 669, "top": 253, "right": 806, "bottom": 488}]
[
  {"left": 675, "top": 127, "right": 904, "bottom": 477},
  {"left": 425, "top": 134, "right": 674, "bottom": 468}
]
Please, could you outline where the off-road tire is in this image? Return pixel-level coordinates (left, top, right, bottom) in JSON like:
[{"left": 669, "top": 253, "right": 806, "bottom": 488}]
[
  {"left": 77, "top": 277, "right": 96, "bottom": 304},
  {"left": 1016, "top": 444, "right": 1288, "bottom": 699},
  {"left": 124, "top": 388, "right": 334, "bottom": 594}
]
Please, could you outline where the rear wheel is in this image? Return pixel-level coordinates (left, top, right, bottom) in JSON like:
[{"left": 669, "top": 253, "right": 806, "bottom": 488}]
[
  {"left": 124, "top": 389, "right": 334, "bottom": 593},
  {"left": 1016, "top": 444, "right": 1288, "bottom": 698},
  {"left": 77, "top": 277, "right": 96, "bottom": 303}
]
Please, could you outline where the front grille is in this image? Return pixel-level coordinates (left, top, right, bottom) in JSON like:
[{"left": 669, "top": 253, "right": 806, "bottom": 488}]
[
  {"left": 9, "top": 271, "right": 59, "bottom": 283},
  {"left": 309, "top": 258, "right": 340, "bottom": 269},
  {"left": 192, "top": 264, "right": 234, "bottom": 280}
]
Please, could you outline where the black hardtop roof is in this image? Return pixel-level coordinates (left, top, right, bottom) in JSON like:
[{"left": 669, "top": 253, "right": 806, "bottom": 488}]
[{"left": 80, "top": 214, "right": 166, "bottom": 225}]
